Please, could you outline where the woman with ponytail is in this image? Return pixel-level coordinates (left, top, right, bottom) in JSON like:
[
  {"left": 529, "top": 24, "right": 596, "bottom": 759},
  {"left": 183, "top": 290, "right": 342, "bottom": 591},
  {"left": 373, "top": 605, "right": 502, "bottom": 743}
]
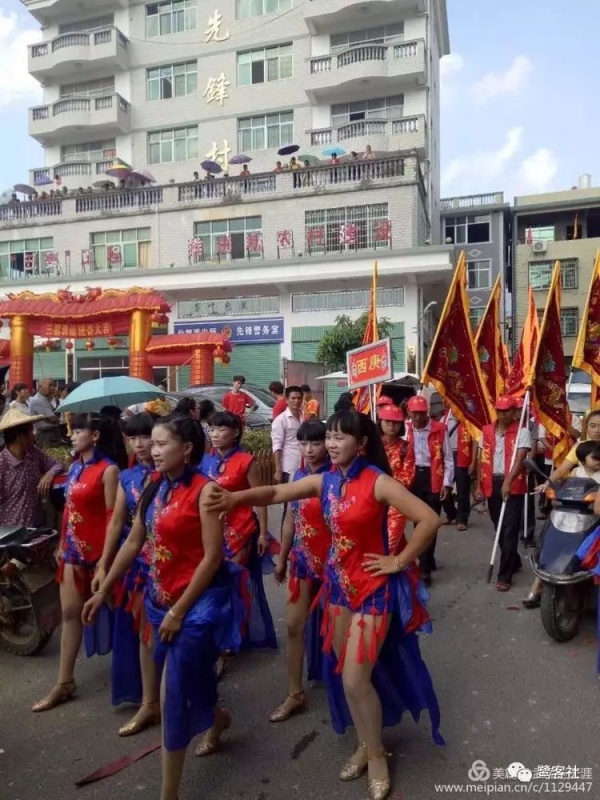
[
  {"left": 32, "top": 411, "right": 125, "bottom": 712},
  {"left": 92, "top": 412, "right": 160, "bottom": 736},
  {"left": 82, "top": 413, "right": 243, "bottom": 800},
  {"left": 206, "top": 410, "right": 444, "bottom": 800}
]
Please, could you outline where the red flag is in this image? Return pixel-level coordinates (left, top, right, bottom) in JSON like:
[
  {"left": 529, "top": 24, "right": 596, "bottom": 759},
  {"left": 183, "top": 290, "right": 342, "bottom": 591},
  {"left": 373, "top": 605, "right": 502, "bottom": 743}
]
[
  {"left": 505, "top": 285, "right": 539, "bottom": 397},
  {"left": 531, "top": 261, "right": 571, "bottom": 463},
  {"left": 354, "top": 261, "right": 379, "bottom": 415},
  {"left": 572, "top": 250, "right": 600, "bottom": 400},
  {"left": 421, "top": 252, "right": 495, "bottom": 438},
  {"left": 474, "top": 275, "right": 504, "bottom": 403}
]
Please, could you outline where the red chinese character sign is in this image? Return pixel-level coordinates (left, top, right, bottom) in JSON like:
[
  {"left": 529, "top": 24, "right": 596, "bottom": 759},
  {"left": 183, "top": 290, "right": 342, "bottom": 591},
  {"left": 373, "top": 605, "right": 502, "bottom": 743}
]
[
  {"left": 347, "top": 338, "right": 392, "bottom": 390},
  {"left": 277, "top": 230, "right": 294, "bottom": 257},
  {"left": 107, "top": 245, "right": 122, "bottom": 266},
  {"left": 188, "top": 237, "right": 204, "bottom": 263},
  {"left": 216, "top": 234, "right": 232, "bottom": 257},
  {"left": 246, "top": 232, "right": 263, "bottom": 257},
  {"left": 339, "top": 222, "right": 357, "bottom": 247}
]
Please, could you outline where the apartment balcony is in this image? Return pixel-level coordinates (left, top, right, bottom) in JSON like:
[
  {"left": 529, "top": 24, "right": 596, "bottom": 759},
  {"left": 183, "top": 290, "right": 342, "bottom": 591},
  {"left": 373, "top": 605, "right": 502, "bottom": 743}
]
[
  {"left": 306, "top": 40, "right": 426, "bottom": 101},
  {"left": 305, "top": 0, "right": 426, "bottom": 34},
  {"left": 30, "top": 156, "right": 122, "bottom": 188},
  {"left": 29, "top": 27, "right": 129, "bottom": 81},
  {"left": 28, "top": 93, "right": 131, "bottom": 146},
  {"left": 21, "top": 0, "right": 128, "bottom": 24},
  {"left": 440, "top": 192, "right": 506, "bottom": 211},
  {"left": 0, "top": 155, "right": 420, "bottom": 233},
  {"left": 308, "top": 115, "right": 427, "bottom": 157}
]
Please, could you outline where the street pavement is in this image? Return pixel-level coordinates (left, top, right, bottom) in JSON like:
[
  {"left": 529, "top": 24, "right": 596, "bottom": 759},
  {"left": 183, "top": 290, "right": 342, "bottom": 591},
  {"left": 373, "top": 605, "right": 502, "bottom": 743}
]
[{"left": 1, "top": 509, "right": 598, "bottom": 800}]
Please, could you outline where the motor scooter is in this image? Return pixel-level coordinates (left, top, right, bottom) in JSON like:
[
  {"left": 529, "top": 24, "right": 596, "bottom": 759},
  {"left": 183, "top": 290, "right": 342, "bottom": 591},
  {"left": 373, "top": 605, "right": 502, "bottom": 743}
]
[
  {"left": 524, "top": 459, "right": 598, "bottom": 642},
  {"left": 0, "top": 525, "right": 61, "bottom": 656}
]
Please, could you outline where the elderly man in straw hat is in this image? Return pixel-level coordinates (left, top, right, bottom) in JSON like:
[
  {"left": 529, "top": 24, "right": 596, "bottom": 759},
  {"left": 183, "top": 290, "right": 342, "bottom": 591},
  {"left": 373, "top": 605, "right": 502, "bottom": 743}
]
[{"left": 0, "top": 408, "right": 64, "bottom": 528}]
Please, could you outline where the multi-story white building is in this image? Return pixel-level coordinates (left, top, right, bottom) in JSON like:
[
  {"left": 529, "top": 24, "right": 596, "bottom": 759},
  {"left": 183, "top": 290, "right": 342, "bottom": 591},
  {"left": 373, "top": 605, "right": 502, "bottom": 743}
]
[{"left": 9, "top": 0, "right": 451, "bottom": 408}]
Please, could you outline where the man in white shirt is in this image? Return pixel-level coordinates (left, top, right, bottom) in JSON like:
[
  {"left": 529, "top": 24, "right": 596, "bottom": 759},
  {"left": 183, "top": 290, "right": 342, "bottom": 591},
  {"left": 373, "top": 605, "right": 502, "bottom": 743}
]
[
  {"left": 271, "top": 385, "right": 303, "bottom": 524},
  {"left": 406, "top": 395, "right": 454, "bottom": 585}
]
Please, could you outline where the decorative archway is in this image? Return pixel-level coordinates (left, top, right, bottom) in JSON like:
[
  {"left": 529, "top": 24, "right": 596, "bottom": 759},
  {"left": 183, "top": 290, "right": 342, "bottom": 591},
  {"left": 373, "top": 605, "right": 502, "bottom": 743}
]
[{"left": 146, "top": 333, "right": 232, "bottom": 386}]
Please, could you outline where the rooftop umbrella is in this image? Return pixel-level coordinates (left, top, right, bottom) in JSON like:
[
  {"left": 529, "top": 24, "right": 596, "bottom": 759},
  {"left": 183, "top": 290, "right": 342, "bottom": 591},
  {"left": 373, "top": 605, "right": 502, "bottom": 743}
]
[
  {"left": 322, "top": 145, "right": 346, "bottom": 157},
  {"left": 129, "top": 168, "right": 156, "bottom": 184},
  {"left": 297, "top": 154, "right": 320, "bottom": 165},
  {"left": 13, "top": 183, "right": 36, "bottom": 195},
  {"left": 229, "top": 154, "right": 252, "bottom": 165},
  {"left": 277, "top": 144, "right": 299, "bottom": 156},
  {"left": 200, "top": 160, "right": 222, "bottom": 174},
  {"left": 105, "top": 160, "right": 132, "bottom": 180},
  {"left": 57, "top": 376, "right": 165, "bottom": 414}
]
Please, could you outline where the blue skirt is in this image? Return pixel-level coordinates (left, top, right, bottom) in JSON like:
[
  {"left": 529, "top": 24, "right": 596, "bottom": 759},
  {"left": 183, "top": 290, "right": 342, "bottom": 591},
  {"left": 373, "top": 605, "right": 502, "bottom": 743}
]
[
  {"left": 241, "top": 533, "right": 278, "bottom": 650},
  {"left": 111, "top": 559, "right": 149, "bottom": 706},
  {"left": 146, "top": 563, "right": 245, "bottom": 751},
  {"left": 324, "top": 571, "right": 444, "bottom": 745}
]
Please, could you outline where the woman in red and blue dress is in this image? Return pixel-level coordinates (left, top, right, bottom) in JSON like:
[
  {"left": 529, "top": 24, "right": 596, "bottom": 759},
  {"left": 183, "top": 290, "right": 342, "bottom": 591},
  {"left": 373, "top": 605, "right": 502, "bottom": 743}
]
[
  {"left": 378, "top": 403, "right": 416, "bottom": 553},
  {"left": 271, "top": 420, "right": 331, "bottom": 722},
  {"left": 207, "top": 410, "right": 443, "bottom": 800},
  {"left": 83, "top": 414, "right": 244, "bottom": 800},
  {"left": 201, "top": 411, "right": 277, "bottom": 651},
  {"left": 93, "top": 412, "right": 160, "bottom": 736},
  {"left": 33, "top": 412, "right": 127, "bottom": 712}
]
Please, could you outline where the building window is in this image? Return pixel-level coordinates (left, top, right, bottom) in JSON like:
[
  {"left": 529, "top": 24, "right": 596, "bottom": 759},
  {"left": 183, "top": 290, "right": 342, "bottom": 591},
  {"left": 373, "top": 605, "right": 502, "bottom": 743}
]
[
  {"left": 525, "top": 225, "right": 555, "bottom": 242},
  {"left": 77, "top": 356, "right": 129, "bottom": 381},
  {"left": 237, "top": 44, "right": 292, "bottom": 86},
  {"left": 469, "top": 307, "right": 485, "bottom": 330},
  {"left": 0, "top": 238, "right": 54, "bottom": 279},
  {"left": 236, "top": 0, "right": 292, "bottom": 19},
  {"left": 466, "top": 260, "right": 492, "bottom": 290},
  {"left": 60, "top": 77, "right": 115, "bottom": 98},
  {"left": 147, "top": 61, "right": 197, "bottom": 101},
  {"left": 179, "top": 296, "right": 280, "bottom": 318},
  {"left": 147, "top": 126, "right": 198, "bottom": 164},
  {"left": 292, "top": 287, "right": 404, "bottom": 312},
  {"left": 61, "top": 140, "right": 116, "bottom": 163},
  {"left": 59, "top": 15, "right": 114, "bottom": 34},
  {"left": 304, "top": 203, "right": 389, "bottom": 253},
  {"left": 237, "top": 112, "right": 293, "bottom": 152},
  {"left": 560, "top": 307, "right": 579, "bottom": 338},
  {"left": 444, "top": 214, "right": 491, "bottom": 244},
  {"left": 331, "top": 95, "right": 403, "bottom": 127},
  {"left": 330, "top": 23, "right": 404, "bottom": 53},
  {"left": 194, "top": 217, "right": 262, "bottom": 261},
  {"left": 146, "top": 0, "right": 197, "bottom": 37},
  {"left": 91, "top": 228, "right": 151, "bottom": 270},
  {"left": 528, "top": 259, "right": 579, "bottom": 291}
]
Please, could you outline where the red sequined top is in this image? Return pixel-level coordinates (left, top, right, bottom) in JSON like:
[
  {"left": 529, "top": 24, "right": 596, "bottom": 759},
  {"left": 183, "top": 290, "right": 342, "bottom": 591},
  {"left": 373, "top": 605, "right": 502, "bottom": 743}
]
[
  {"left": 144, "top": 472, "right": 210, "bottom": 607},
  {"left": 60, "top": 455, "right": 113, "bottom": 566}
]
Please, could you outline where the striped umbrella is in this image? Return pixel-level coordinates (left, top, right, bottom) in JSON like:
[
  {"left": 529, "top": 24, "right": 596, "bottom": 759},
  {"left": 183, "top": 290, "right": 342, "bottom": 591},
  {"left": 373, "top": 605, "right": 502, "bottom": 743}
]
[{"left": 105, "top": 159, "right": 132, "bottom": 180}]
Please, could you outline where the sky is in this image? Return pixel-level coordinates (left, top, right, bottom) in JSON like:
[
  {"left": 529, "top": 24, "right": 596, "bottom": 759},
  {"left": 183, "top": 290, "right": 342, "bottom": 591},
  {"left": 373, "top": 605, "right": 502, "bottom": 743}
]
[{"left": 0, "top": 0, "right": 599, "bottom": 200}]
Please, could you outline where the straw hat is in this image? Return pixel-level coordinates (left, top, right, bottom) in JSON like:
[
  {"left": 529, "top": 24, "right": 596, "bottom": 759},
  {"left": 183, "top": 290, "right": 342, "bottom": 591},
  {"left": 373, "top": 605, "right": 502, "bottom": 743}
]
[{"left": 0, "top": 408, "right": 46, "bottom": 432}]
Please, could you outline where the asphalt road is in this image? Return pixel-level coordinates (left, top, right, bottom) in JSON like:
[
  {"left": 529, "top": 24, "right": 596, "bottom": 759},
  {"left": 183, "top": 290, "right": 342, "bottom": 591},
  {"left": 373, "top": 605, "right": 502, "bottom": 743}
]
[{"left": 1, "top": 509, "right": 598, "bottom": 800}]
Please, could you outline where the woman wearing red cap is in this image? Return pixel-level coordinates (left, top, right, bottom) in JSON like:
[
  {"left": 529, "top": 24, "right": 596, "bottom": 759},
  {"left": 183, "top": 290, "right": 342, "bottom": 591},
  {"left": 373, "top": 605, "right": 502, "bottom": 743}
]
[
  {"left": 476, "top": 395, "right": 531, "bottom": 591},
  {"left": 378, "top": 403, "right": 415, "bottom": 552}
]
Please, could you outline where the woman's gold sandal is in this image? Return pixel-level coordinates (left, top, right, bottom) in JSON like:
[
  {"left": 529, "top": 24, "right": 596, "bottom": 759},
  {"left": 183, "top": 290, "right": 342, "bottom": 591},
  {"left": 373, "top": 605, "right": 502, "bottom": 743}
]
[
  {"left": 32, "top": 680, "right": 77, "bottom": 713},
  {"left": 195, "top": 710, "right": 232, "bottom": 757},
  {"left": 118, "top": 702, "right": 161, "bottom": 737},
  {"left": 367, "top": 750, "right": 392, "bottom": 800},
  {"left": 339, "top": 742, "right": 368, "bottom": 781},
  {"left": 269, "top": 690, "right": 307, "bottom": 723}
]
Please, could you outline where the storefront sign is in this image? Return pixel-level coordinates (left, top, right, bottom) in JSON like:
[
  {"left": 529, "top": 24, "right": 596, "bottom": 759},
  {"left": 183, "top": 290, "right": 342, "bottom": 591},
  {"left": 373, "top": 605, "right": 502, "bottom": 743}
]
[
  {"left": 174, "top": 316, "right": 284, "bottom": 344},
  {"left": 347, "top": 338, "right": 392, "bottom": 389}
]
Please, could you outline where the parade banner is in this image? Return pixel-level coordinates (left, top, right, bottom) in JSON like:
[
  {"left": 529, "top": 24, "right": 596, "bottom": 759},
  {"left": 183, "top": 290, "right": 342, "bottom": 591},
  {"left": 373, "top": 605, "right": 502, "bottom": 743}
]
[
  {"left": 531, "top": 261, "right": 571, "bottom": 463},
  {"left": 572, "top": 249, "right": 600, "bottom": 391},
  {"left": 421, "top": 251, "right": 495, "bottom": 439},
  {"left": 505, "top": 285, "right": 539, "bottom": 397},
  {"left": 474, "top": 275, "right": 504, "bottom": 403},
  {"left": 353, "top": 261, "right": 380, "bottom": 414},
  {"left": 347, "top": 338, "right": 392, "bottom": 391}
]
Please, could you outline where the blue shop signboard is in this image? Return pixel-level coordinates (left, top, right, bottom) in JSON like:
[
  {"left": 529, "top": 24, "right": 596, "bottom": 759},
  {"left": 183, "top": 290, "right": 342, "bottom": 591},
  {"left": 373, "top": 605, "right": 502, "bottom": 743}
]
[{"left": 174, "top": 316, "right": 284, "bottom": 345}]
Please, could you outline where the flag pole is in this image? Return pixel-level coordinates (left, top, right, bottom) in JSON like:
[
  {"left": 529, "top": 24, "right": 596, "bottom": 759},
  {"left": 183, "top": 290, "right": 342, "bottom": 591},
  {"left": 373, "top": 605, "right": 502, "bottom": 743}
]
[{"left": 486, "top": 389, "right": 531, "bottom": 583}]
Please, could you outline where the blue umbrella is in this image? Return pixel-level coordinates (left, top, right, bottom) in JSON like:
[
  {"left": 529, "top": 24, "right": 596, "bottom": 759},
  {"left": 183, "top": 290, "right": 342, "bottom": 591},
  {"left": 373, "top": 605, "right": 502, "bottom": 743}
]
[
  {"left": 229, "top": 154, "right": 252, "bottom": 165},
  {"left": 322, "top": 145, "right": 346, "bottom": 157},
  {"left": 200, "top": 159, "right": 222, "bottom": 174},
  {"left": 277, "top": 144, "right": 299, "bottom": 156},
  {"left": 57, "top": 376, "right": 165, "bottom": 413}
]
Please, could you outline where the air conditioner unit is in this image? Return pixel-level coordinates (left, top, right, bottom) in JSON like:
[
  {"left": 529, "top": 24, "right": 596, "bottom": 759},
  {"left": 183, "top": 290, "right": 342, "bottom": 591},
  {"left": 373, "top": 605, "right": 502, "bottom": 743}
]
[{"left": 532, "top": 241, "right": 547, "bottom": 254}]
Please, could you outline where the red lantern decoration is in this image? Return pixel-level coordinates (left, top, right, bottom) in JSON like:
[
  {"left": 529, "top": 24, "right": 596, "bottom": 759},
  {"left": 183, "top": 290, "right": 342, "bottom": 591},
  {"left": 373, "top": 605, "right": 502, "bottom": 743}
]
[
  {"left": 213, "top": 345, "right": 226, "bottom": 365},
  {"left": 221, "top": 354, "right": 231, "bottom": 365},
  {"left": 65, "top": 341, "right": 73, "bottom": 351},
  {"left": 107, "top": 336, "right": 119, "bottom": 350},
  {"left": 85, "top": 339, "right": 95, "bottom": 351}
]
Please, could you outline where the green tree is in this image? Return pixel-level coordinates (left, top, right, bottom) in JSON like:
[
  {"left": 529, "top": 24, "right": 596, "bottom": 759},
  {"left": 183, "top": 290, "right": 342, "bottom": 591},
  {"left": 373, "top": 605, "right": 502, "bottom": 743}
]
[{"left": 316, "top": 312, "right": 392, "bottom": 372}]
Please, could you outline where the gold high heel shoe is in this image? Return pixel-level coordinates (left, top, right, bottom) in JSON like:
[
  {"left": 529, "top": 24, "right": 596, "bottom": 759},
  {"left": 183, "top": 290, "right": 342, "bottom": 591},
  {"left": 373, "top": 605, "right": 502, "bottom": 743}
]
[
  {"left": 367, "top": 750, "right": 392, "bottom": 800},
  {"left": 339, "top": 742, "right": 368, "bottom": 781},
  {"left": 118, "top": 702, "right": 161, "bottom": 737},
  {"left": 195, "top": 710, "right": 232, "bottom": 757},
  {"left": 32, "top": 681, "right": 76, "bottom": 712},
  {"left": 269, "top": 690, "right": 307, "bottom": 723}
]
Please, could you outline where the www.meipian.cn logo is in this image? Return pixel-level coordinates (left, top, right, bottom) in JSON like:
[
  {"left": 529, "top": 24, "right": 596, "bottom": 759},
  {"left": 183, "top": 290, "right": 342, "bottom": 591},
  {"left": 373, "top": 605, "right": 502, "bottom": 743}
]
[{"left": 467, "top": 760, "right": 491, "bottom": 782}]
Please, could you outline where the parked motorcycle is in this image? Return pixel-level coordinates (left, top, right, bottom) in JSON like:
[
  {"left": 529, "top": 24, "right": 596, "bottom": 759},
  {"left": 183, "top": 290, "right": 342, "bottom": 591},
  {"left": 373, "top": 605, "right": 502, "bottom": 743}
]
[
  {"left": 0, "top": 525, "right": 61, "bottom": 656},
  {"left": 525, "top": 459, "right": 598, "bottom": 642}
]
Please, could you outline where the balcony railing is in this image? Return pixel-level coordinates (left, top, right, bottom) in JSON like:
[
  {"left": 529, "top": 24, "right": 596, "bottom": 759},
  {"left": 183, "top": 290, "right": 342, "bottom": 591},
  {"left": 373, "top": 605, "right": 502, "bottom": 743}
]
[
  {"left": 31, "top": 93, "right": 130, "bottom": 121},
  {"left": 0, "top": 200, "right": 62, "bottom": 223},
  {"left": 309, "top": 39, "right": 425, "bottom": 75},
  {"left": 178, "top": 175, "right": 277, "bottom": 202},
  {"left": 310, "top": 115, "right": 425, "bottom": 146},
  {"left": 440, "top": 192, "right": 505, "bottom": 210},
  {"left": 75, "top": 188, "right": 163, "bottom": 213},
  {"left": 30, "top": 27, "right": 128, "bottom": 59}
]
